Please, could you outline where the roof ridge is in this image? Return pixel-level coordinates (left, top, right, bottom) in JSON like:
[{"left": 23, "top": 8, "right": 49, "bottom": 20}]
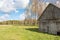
[{"left": 38, "top": 3, "right": 60, "bottom": 21}]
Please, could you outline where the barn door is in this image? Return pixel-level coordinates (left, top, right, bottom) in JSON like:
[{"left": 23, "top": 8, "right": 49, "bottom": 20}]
[
  {"left": 56, "top": 22, "right": 60, "bottom": 35},
  {"left": 47, "top": 26, "right": 49, "bottom": 33},
  {"left": 49, "top": 21, "right": 57, "bottom": 34}
]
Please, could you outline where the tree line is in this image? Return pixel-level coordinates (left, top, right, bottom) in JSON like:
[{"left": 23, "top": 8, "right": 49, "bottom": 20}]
[{"left": 0, "top": 20, "right": 37, "bottom": 26}]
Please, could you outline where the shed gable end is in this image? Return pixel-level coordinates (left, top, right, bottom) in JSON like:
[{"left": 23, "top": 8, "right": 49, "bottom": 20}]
[{"left": 38, "top": 4, "right": 60, "bottom": 21}]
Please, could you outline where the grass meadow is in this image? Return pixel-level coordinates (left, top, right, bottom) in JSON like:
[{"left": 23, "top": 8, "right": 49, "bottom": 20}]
[{"left": 0, "top": 25, "right": 60, "bottom": 40}]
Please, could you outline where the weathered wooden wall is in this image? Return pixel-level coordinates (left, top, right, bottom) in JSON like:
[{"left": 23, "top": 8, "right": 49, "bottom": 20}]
[{"left": 39, "top": 4, "right": 60, "bottom": 34}]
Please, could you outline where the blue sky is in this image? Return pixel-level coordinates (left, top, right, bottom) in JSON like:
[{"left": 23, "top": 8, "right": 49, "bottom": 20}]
[
  {"left": 0, "top": 0, "right": 29, "bottom": 21},
  {"left": 0, "top": 0, "right": 60, "bottom": 22},
  {"left": 8, "top": 8, "right": 26, "bottom": 20},
  {"left": 0, "top": 8, "right": 26, "bottom": 20}
]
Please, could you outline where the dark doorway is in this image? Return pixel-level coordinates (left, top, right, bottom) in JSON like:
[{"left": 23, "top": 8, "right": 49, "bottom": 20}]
[
  {"left": 57, "top": 32, "right": 60, "bottom": 35},
  {"left": 47, "top": 26, "right": 49, "bottom": 33}
]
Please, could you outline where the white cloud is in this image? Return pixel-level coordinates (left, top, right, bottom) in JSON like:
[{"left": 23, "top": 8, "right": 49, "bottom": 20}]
[
  {"left": 15, "top": 0, "right": 29, "bottom": 8},
  {"left": 56, "top": 1, "right": 60, "bottom": 4},
  {"left": 0, "top": 14, "right": 9, "bottom": 22},
  {"left": 43, "top": 0, "right": 60, "bottom": 4},
  {"left": 46, "top": 2, "right": 49, "bottom": 5},
  {"left": 56, "top": 1, "right": 60, "bottom": 8},
  {"left": 15, "top": 10, "right": 19, "bottom": 13},
  {"left": 19, "top": 13, "right": 26, "bottom": 20},
  {"left": 0, "top": 0, "right": 29, "bottom": 12},
  {"left": 0, "top": 0, "right": 15, "bottom": 12},
  {"left": 0, "top": 0, "right": 30, "bottom": 21},
  {"left": 0, "top": 0, "right": 4, "bottom": 8}
]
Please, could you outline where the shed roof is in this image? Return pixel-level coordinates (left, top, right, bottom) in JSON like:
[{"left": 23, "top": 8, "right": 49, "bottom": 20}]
[{"left": 38, "top": 3, "right": 60, "bottom": 21}]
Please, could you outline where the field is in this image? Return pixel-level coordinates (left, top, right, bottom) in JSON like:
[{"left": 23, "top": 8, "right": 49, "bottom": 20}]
[{"left": 0, "top": 25, "right": 60, "bottom": 40}]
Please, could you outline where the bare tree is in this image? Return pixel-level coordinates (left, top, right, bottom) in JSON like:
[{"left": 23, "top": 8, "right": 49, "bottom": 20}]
[{"left": 25, "top": 0, "right": 48, "bottom": 25}]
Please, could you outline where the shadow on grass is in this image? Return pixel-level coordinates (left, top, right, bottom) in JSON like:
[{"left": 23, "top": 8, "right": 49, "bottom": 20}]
[
  {"left": 26, "top": 28, "right": 40, "bottom": 33},
  {"left": 25, "top": 28, "right": 59, "bottom": 36}
]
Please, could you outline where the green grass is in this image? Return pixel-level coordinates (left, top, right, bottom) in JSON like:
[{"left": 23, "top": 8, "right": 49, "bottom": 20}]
[{"left": 0, "top": 25, "right": 60, "bottom": 40}]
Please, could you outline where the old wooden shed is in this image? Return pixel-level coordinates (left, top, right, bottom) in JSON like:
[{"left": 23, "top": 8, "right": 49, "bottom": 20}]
[{"left": 38, "top": 3, "right": 60, "bottom": 35}]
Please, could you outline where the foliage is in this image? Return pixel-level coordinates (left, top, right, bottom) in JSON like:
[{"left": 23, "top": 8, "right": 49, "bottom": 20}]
[{"left": 0, "top": 20, "right": 38, "bottom": 26}]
